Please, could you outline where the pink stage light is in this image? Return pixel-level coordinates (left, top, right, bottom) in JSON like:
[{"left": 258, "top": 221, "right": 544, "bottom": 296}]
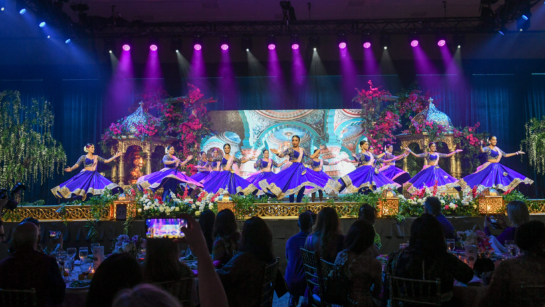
[
  {"left": 149, "top": 44, "right": 158, "bottom": 51},
  {"left": 194, "top": 44, "right": 202, "bottom": 51},
  {"left": 291, "top": 43, "right": 299, "bottom": 50},
  {"left": 268, "top": 44, "right": 276, "bottom": 50},
  {"left": 339, "top": 42, "right": 347, "bottom": 49},
  {"left": 410, "top": 40, "right": 419, "bottom": 47},
  {"left": 437, "top": 39, "right": 446, "bottom": 47},
  {"left": 221, "top": 43, "right": 229, "bottom": 51},
  {"left": 363, "top": 42, "right": 371, "bottom": 49},
  {"left": 122, "top": 44, "right": 131, "bottom": 51}
]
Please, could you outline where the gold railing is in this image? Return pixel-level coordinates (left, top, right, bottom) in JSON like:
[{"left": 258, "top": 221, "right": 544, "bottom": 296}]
[{"left": 3, "top": 205, "right": 109, "bottom": 222}]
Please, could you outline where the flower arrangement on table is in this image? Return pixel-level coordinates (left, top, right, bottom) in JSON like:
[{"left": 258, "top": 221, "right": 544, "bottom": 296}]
[
  {"left": 457, "top": 229, "right": 493, "bottom": 254},
  {"left": 135, "top": 190, "right": 219, "bottom": 218},
  {"left": 112, "top": 234, "right": 145, "bottom": 258}
]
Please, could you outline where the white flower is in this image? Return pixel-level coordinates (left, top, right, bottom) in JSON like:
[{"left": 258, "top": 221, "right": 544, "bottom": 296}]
[
  {"left": 138, "top": 208, "right": 142, "bottom": 213},
  {"left": 440, "top": 199, "right": 445, "bottom": 204},
  {"left": 417, "top": 198, "right": 423, "bottom": 204},
  {"left": 195, "top": 211, "right": 201, "bottom": 217},
  {"left": 208, "top": 204, "right": 213, "bottom": 209},
  {"left": 174, "top": 207, "right": 180, "bottom": 211},
  {"left": 196, "top": 202, "right": 201, "bottom": 207},
  {"left": 449, "top": 203, "right": 457, "bottom": 209},
  {"left": 159, "top": 207, "right": 165, "bottom": 212},
  {"left": 191, "top": 204, "right": 196, "bottom": 209},
  {"left": 462, "top": 201, "right": 469, "bottom": 206}
]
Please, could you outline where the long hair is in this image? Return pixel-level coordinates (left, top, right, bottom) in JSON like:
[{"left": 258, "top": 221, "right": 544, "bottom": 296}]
[
  {"left": 344, "top": 220, "right": 375, "bottom": 255},
  {"left": 408, "top": 214, "right": 447, "bottom": 258},
  {"left": 507, "top": 201, "right": 529, "bottom": 227},
  {"left": 239, "top": 216, "right": 275, "bottom": 263},
  {"left": 112, "top": 284, "right": 182, "bottom": 307},
  {"left": 142, "top": 238, "right": 185, "bottom": 283},
  {"left": 311, "top": 207, "right": 341, "bottom": 259},
  {"left": 199, "top": 210, "right": 216, "bottom": 253},
  {"left": 213, "top": 209, "right": 238, "bottom": 239}
]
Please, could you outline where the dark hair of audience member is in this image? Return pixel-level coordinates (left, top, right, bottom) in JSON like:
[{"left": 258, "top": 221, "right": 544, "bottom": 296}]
[
  {"left": 424, "top": 197, "right": 442, "bottom": 216},
  {"left": 516, "top": 220, "right": 545, "bottom": 255},
  {"left": 213, "top": 209, "right": 239, "bottom": 240},
  {"left": 85, "top": 253, "right": 143, "bottom": 307},
  {"left": 409, "top": 213, "right": 447, "bottom": 259},
  {"left": 199, "top": 209, "right": 216, "bottom": 253},
  {"left": 358, "top": 204, "right": 377, "bottom": 225},
  {"left": 312, "top": 207, "right": 342, "bottom": 256},
  {"left": 21, "top": 217, "right": 40, "bottom": 228},
  {"left": 239, "top": 217, "right": 275, "bottom": 263},
  {"left": 12, "top": 222, "right": 39, "bottom": 251},
  {"left": 298, "top": 211, "right": 313, "bottom": 232},
  {"left": 344, "top": 220, "right": 376, "bottom": 254},
  {"left": 112, "top": 284, "right": 181, "bottom": 307},
  {"left": 143, "top": 238, "right": 186, "bottom": 283},
  {"left": 305, "top": 210, "right": 317, "bottom": 225}
]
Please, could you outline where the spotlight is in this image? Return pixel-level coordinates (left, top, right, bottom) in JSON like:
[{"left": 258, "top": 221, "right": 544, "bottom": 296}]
[
  {"left": 338, "top": 42, "right": 346, "bottom": 49},
  {"left": 39, "top": 22, "right": 46, "bottom": 28},
  {"left": 522, "top": 14, "right": 529, "bottom": 20},
  {"left": 267, "top": 35, "right": 276, "bottom": 51},
  {"left": 380, "top": 34, "right": 390, "bottom": 49},
  {"left": 290, "top": 34, "right": 300, "bottom": 50},
  {"left": 437, "top": 39, "right": 446, "bottom": 47},
  {"left": 521, "top": 8, "right": 531, "bottom": 21},
  {"left": 170, "top": 37, "right": 182, "bottom": 53},
  {"left": 109, "top": 50, "right": 112, "bottom": 54},
  {"left": 19, "top": 8, "right": 26, "bottom": 14},
  {"left": 384, "top": 46, "right": 387, "bottom": 50},
  {"left": 498, "top": 25, "right": 507, "bottom": 35},
  {"left": 1, "top": 8, "right": 4, "bottom": 11},
  {"left": 337, "top": 33, "right": 347, "bottom": 49},
  {"left": 361, "top": 34, "right": 372, "bottom": 49},
  {"left": 291, "top": 43, "right": 299, "bottom": 50},
  {"left": 194, "top": 44, "right": 202, "bottom": 51},
  {"left": 457, "top": 45, "right": 461, "bottom": 48},
  {"left": 150, "top": 44, "right": 158, "bottom": 51},
  {"left": 241, "top": 36, "right": 252, "bottom": 51},
  {"left": 221, "top": 44, "right": 229, "bottom": 51},
  {"left": 410, "top": 40, "right": 419, "bottom": 47},
  {"left": 220, "top": 35, "right": 229, "bottom": 51},
  {"left": 246, "top": 48, "right": 249, "bottom": 52},
  {"left": 453, "top": 34, "right": 465, "bottom": 48},
  {"left": 193, "top": 35, "right": 203, "bottom": 51},
  {"left": 408, "top": 33, "right": 419, "bottom": 47},
  {"left": 104, "top": 39, "right": 115, "bottom": 54},
  {"left": 122, "top": 44, "right": 131, "bottom": 51},
  {"left": 268, "top": 44, "right": 276, "bottom": 50},
  {"left": 65, "top": 39, "right": 71, "bottom": 44},
  {"left": 47, "top": 35, "right": 50, "bottom": 39},
  {"left": 309, "top": 35, "right": 320, "bottom": 49},
  {"left": 363, "top": 42, "right": 371, "bottom": 49}
]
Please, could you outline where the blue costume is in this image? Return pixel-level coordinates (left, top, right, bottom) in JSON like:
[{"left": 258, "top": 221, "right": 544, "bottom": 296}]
[
  {"left": 202, "top": 156, "right": 257, "bottom": 195},
  {"left": 339, "top": 152, "right": 400, "bottom": 193},
  {"left": 404, "top": 152, "right": 459, "bottom": 194}
]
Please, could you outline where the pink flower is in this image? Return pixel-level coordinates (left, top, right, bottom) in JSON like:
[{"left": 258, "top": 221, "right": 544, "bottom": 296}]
[{"left": 444, "top": 205, "right": 449, "bottom": 210}]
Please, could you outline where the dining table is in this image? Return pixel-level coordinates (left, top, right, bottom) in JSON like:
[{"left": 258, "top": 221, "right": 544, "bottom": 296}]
[{"left": 61, "top": 263, "right": 91, "bottom": 307}]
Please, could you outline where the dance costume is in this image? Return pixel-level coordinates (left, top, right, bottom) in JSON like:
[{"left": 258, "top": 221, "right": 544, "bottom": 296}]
[
  {"left": 190, "top": 160, "right": 210, "bottom": 182},
  {"left": 200, "top": 161, "right": 220, "bottom": 184},
  {"left": 246, "top": 159, "right": 279, "bottom": 195},
  {"left": 304, "top": 159, "right": 342, "bottom": 195},
  {"left": 339, "top": 152, "right": 400, "bottom": 193},
  {"left": 136, "top": 155, "right": 203, "bottom": 200},
  {"left": 379, "top": 152, "right": 411, "bottom": 185},
  {"left": 460, "top": 147, "right": 533, "bottom": 192},
  {"left": 51, "top": 155, "right": 123, "bottom": 201},
  {"left": 404, "top": 152, "right": 459, "bottom": 194},
  {"left": 203, "top": 156, "right": 257, "bottom": 195}
]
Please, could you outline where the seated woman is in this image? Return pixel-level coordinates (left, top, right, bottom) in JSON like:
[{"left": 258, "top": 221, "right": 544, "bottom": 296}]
[
  {"left": 479, "top": 220, "right": 545, "bottom": 307},
  {"left": 334, "top": 220, "right": 382, "bottom": 306},
  {"left": 216, "top": 216, "right": 276, "bottom": 307},
  {"left": 383, "top": 214, "right": 474, "bottom": 307},
  {"left": 485, "top": 201, "right": 529, "bottom": 246},
  {"left": 304, "top": 207, "right": 344, "bottom": 262},
  {"left": 212, "top": 209, "right": 241, "bottom": 266}
]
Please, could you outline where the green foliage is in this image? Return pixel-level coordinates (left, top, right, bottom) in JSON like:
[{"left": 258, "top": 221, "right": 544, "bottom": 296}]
[
  {"left": 502, "top": 189, "right": 528, "bottom": 204},
  {"left": 80, "top": 189, "right": 117, "bottom": 242},
  {"left": 231, "top": 194, "right": 260, "bottom": 219},
  {"left": 523, "top": 116, "right": 545, "bottom": 175}
]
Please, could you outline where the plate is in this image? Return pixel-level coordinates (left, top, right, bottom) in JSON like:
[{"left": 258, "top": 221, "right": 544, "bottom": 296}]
[{"left": 67, "top": 281, "right": 91, "bottom": 289}]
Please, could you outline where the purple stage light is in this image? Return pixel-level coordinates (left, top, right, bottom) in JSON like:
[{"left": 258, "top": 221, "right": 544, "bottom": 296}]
[
  {"left": 150, "top": 44, "right": 158, "bottom": 51},
  {"left": 268, "top": 44, "right": 276, "bottom": 50},
  {"left": 221, "top": 43, "right": 229, "bottom": 51},
  {"left": 122, "top": 44, "right": 131, "bottom": 51},
  {"left": 194, "top": 43, "right": 202, "bottom": 51},
  {"left": 291, "top": 43, "right": 299, "bottom": 50},
  {"left": 437, "top": 39, "right": 446, "bottom": 47},
  {"left": 363, "top": 42, "right": 371, "bottom": 49},
  {"left": 339, "top": 42, "right": 347, "bottom": 49},
  {"left": 410, "top": 40, "right": 419, "bottom": 47}
]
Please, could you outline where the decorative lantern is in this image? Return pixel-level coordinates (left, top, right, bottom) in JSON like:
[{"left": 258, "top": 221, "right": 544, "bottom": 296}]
[
  {"left": 110, "top": 200, "right": 136, "bottom": 221},
  {"left": 377, "top": 189, "right": 399, "bottom": 217},
  {"left": 477, "top": 188, "right": 504, "bottom": 215},
  {"left": 217, "top": 190, "right": 235, "bottom": 212}
]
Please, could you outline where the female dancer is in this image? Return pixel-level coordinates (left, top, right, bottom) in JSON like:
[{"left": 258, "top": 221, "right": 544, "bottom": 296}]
[
  {"left": 200, "top": 149, "right": 221, "bottom": 184},
  {"left": 379, "top": 144, "right": 411, "bottom": 185},
  {"left": 261, "top": 135, "right": 338, "bottom": 202},
  {"left": 203, "top": 144, "right": 257, "bottom": 195},
  {"left": 245, "top": 149, "right": 284, "bottom": 195},
  {"left": 190, "top": 151, "right": 211, "bottom": 183},
  {"left": 136, "top": 145, "right": 203, "bottom": 201},
  {"left": 305, "top": 149, "right": 343, "bottom": 202},
  {"left": 339, "top": 140, "right": 400, "bottom": 194},
  {"left": 460, "top": 136, "right": 533, "bottom": 192},
  {"left": 51, "top": 143, "right": 123, "bottom": 201},
  {"left": 404, "top": 142, "right": 462, "bottom": 194}
]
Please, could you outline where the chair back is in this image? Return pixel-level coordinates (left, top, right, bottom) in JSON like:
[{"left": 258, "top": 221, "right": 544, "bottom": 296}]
[
  {"left": 388, "top": 274, "right": 452, "bottom": 306},
  {"left": 520, "top": 283, "right": 545, "bottom": 307},
  {"left": 320, "top": 258, "right": 350, "bottom": 306},
  {"left": 260, "top": 257, "right": 280, "bottom": 307},
  {"left": 153, "top": 277, "right": 194, "bottom": 305},
  {"left": 0, "top": 288, "right": 37, "bottom": 307},
  {"left": 300, "top": 248, "right": 323, "bottom": 307}
]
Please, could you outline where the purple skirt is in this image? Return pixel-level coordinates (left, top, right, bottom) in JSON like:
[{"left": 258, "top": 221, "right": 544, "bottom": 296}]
[
  {"left": 259, "top": 163, "right": 339, "bottom": 198},
  {"left": 246, "top": 172, "right": 277, "bottom": 195},
  {"left": 380, "top": 165, "right": 411, "bottom": 185},
  {"left": 404, "top": 165, "right": 459, "bottom": 194},
  {"left": 190, "top": 171, "right": 210, "bottom": 183},
  {"left": 203, "top": 170, "right": 257, "bottom": 195},
  {"left": 200, "top": 171, "right": 220, "bottom": 184},
  {"left": 460, "top": 162, "right": 533, "bottom": 192},
  {"left": 136, "top": 168, "right": 203, "bottom": 192},
  {"left": 51, "top": 170, "right": 123, "bottom": 201},
  {"left": 339, "top": 165, "right": 400, "bottom": 193},
  {"left": 305, "top": 170, "right": 341, "bottom": 195}
]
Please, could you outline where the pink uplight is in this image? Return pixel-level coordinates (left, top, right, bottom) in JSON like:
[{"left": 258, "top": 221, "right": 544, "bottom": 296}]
[
  {"left": 149, "top": 44, "right": 158, "bottom": 51},
  {"left": 221, "top": 43, "right": 229, "bottom": 51},
  {"left": 194, "top": 44, "right": 202, "bottom": 51},
  {"left": 437, "top": 39, "right": 446, "bottom": 47},
  {"left": 291, "top": 43, "right": 299, "bottom": 50},
  {"left": 122, "top": 44, "right": 131, "bottom": 51},
  {"left": 410, "top": 40, "right": 419, "bottom": 47},
  {"left": 363, "top": 42, "right": 371, "bottom": 49},
  {"left": 338, "top": 42, "right": 347, "bottom": 49},
  {"left": 268, "top": 44, "right": 276, "bottom": 50}
]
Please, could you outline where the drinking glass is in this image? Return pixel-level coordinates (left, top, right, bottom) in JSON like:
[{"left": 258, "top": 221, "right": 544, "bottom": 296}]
[
  {"left": 89, "top": 243, "right": 100, "bottom": 256},
  {"left": 446, "top": 239, "right": 455, "bottom": 252},
  {"left": 80, "top": 261, "right": 92, "bottom": 278},
  {"left": 66, "top": 248, "right": 77, "bottom": 261},
  {"left": 56, "top": 251, "right": 67, "bottom": 267},
  {"left": 79, "top": 247, "right": 89, "bottom": 262},
  {"left": 63, "top": 260, "right": 74, "bottom": 282}
]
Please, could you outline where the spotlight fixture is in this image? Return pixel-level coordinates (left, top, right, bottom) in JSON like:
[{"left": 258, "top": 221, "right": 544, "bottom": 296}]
[
  {"left": 267, "top": 34, "right": 276, "bottom": 50},
  {"left": 39, "top": 22, "right": 46, "bottom": 28},
  {"left": 170, "top": 37, "right": 182, "bottom": 53},
  {"left": 220, "top": 35, "right": 229, "bottom": 51},
  {"left": 109, "top": 50, "right": 112, "bottom": 54},
  {"left": 498, "top": 25, "right": 507, "bottom": 35},
  {"left": 122, "top": 44, "right": 130, "bottom": 51},
  {"left": 309, "top": 35, "right": 320, "bottom": 50},
  {"left": 453, "top": 33, "right": 465, "bottom": 48},
  {"left": 0, "top": 0, "right": 4, "bottom": 11},
  {"left": 521, "top": 8, "right": 531, "bottom": 21},
  {"left": 241, "top": 36, "right": 252, "bottom": 52},
  {"left": 290, "top": 34, "right": 300, "bottom": 50},
  {"left": 337, "top": 33, "right": 347, "bottom": 49},
  {"left": 150, "top": 44, "right": 158, "bottom": 51},
  {"left": 120, "top": 38, "right": 132, "bottom": 52},
  {"left": 361, "top": 34, "right": 372, "bottom": 49},
  {"left": 148, "top": 38, "right": 159, "bottom": 51},
  {"left": 47, "top": 35, "right": 50, "bottom": 39},
  {"left": 65, "top": 39, "right": 71, "bottom": 44},
  {"left": 104, "top": 39, "right": 115, "bottom": 54},
  {"left": 437, "top": 39, "right": 445, "bottom": 47},
  {"left": 517, "top": 16, "right": 531, "bottom": 32},
  {"left": 380, "top": 34, "right": 390, "bottom": 49},
  {"left": 16, "top": 0, "right": 25, "bottom": 14},
  {"left": 19, "top": 8, "right": 26, "bottom": 14},
  {"left": 408, "top": 33, "right": 419, "bottom": 47},
  {"left": 193, "top": 35, "right": 203, "bottom": 51}
]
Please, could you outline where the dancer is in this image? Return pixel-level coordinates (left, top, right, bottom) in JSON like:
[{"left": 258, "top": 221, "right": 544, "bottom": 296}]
[
  {"left": 339, "top": 140, "right": 400, "bottom": 194},
  {"left": 245, "top": 149, "right": 284, "bottom": 195},
  {"left": 305, "top": 149, "right": 343, "bottom": 202},
  {"left": 261, "top": 135, "right": 338, "bottom": 202},
  {"left": 379, "top": 144, "right": 411, "bottom": 185},
  {"left": 190, "top": 151, "right": 211, "bottom": 183},
  {"left": 51, "top": 143, "right": 123, "bottom": 201},
  {"left": 403, "top": 143, "right": 462, "bottom": 194},
  {"left": 200, "top": 149, "right": 222, "bottom": 184},
  {"left": 460, "top": 136, "right": 533, "bottom": 192},
  {"left": 136, "top": 145, "right": 203, "bottom": 201},
  {"left": 203, "top": 144, "right": 258, "bottom": 196}
]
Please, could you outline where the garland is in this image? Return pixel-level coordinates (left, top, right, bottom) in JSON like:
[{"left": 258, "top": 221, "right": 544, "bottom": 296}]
[{"left": 523, "top": 116, "right": 545, "bottom": 175}]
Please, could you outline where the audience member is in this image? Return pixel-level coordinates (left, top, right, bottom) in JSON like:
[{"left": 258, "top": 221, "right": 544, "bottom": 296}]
[
  {"left": 285, "top": 211, "right": 312, "bottom": 307},
  {"left": 143, "top": 238, "right": 193, "bottom": 282},
  {"left": 0, "top": 219, "right": 4, "bottom": 242},
  {"left": 484, "top": 201, "right": 529, "bottom": 245},
  {"left": 424, "top": 197, "right": 456, "bottom": 240},
  {"left": 0, "top": 222, "right": 65, "bottom": 307},
  {"left": 198, "top": 209, "right": 216, "bottom": 253},
  {"left": 479, "top": 220, "right": 545, "bottom": 307},
  {"left": 85, "top": 253, "right": 142, "bottom": 307},
  {"left": 18, "top": 217, "right": 62, "bottom": 254},
  {"left": 358, "top": 204, "right": 381, "bottom": 255},
  {"left": 112, "top": 283, "right": 181, "bottom": 307},
  {"left": 212, "top": 209, "right": 240, "bottom": 266},
  {"left": 217, "top": 216, "right": 276, "bottom": 307},
  {"left": 334, "top": 220, "right": 382, "bottom": 306},
  {"left": 0, "top": 219, "right": 7, "bottom": 261},
  {"left": 383, "top": 214, "right": 474, "bottom": 306},
  {"left": 304, "top": 207, "right": 344, "bottom": 262}
]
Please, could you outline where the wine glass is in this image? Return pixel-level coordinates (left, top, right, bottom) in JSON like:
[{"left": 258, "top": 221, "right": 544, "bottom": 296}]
[
  {"left": 66, "top": 248, "right": 76, "bottom": 261},
  {"left": 56, "top": 251, "right": 67, "bottom": 267},
  {"left": 446, "top": 239, "right": 455, "bottom": 252},
  {"left": 63, "top": 259, "right": 74, "bottom": 282},
  {"left": 79, "top": 247, "right": 88, "bottom": 263},
  {"left": 80, "top": 261, "right": 93, "bottom": 279}
]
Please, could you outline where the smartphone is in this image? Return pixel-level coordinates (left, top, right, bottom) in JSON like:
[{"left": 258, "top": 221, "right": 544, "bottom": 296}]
[
  {"left": 145, "top": 218, "right": 188, "bottom": 239},
  {"left": 49, "top": 231, "right": 58, "bottom": 238}
]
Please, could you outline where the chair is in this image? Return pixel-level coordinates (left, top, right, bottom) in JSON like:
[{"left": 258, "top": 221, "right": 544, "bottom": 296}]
[
  {"left": 320, "top": 258, "right": 349, "bottom": 306},
  {"left": 388, "top": 274, "right": 453, "bottom": 306},
  {"left": 300, "top": 248, "right": 323, "bottom": 307},
  {"left": 520, "top": 283, "right": 545, "bottom": 307},
  {"left": 0, "top": 288, "right": 37, "bottom": 307},
  {"left": 153, "top": 277, "right": 194, "bottom": 305},
  {"left": 259, "top": 257, "right": 280, "bottom": 307}
]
